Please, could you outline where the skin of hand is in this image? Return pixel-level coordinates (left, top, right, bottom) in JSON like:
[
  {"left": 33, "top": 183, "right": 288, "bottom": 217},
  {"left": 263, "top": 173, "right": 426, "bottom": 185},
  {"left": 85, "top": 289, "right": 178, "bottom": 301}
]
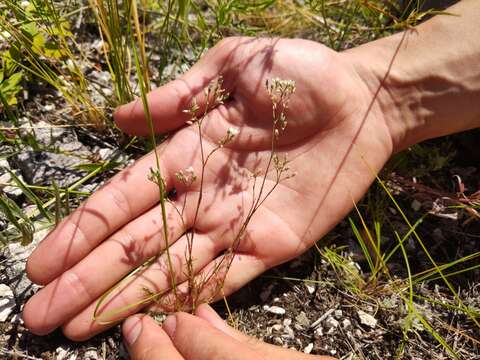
[
  {"left": 23, "top": 0, "right": 480, "bottom": 346},
  {"left": 122, "top": 304, "right": 335, "bottom": 360}
]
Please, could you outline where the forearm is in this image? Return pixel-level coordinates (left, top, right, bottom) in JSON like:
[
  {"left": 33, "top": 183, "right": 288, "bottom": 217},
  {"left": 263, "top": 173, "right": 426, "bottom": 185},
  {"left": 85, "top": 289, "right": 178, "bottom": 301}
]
[{"left": 345, "top": 0, "right": 480, "bottom": 152}]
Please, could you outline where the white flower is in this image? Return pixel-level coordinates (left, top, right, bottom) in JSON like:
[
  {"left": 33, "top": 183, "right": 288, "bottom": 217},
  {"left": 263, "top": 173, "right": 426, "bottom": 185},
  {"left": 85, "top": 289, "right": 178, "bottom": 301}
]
[
  {"left": 21, "top": 1, "right": 30, "bottom": 8},
  {"left": 227, "top": 127, "right": 239, "bottom": 137},
  {"left": 219, "top": 127, "right": 239, "bottom": 147},
  {"left": 175, "top": 166, "right": 196, "bottom": 186}
]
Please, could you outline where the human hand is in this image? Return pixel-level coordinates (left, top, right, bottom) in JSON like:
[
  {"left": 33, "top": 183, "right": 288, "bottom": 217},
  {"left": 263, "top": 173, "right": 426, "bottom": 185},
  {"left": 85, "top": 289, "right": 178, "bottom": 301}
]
[
  {"left": 123, "top": 303, "right": 334, "bottom": 360},
  {"left": 24, "top": 37, "right": 395, "bottom": 340}
]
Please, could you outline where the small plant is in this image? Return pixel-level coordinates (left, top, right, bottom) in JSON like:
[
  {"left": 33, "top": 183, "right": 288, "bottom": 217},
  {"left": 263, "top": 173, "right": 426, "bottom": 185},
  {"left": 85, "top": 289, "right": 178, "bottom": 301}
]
[{"left": 94, "top": 76, "right": 297, "bottom": 319}]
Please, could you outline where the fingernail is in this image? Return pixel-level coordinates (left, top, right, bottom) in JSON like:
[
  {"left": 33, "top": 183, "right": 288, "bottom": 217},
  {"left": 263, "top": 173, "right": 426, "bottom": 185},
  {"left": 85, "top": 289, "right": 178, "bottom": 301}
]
[
  {"left": 123, "top": 316, "right": 142, "bottom": 346},
  {"left": 162, "top": 315, "right": 177, "bottom": 337}
]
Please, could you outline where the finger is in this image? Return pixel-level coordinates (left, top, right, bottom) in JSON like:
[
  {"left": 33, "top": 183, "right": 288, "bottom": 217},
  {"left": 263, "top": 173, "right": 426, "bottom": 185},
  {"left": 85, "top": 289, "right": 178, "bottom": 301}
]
[
  {"left": 114, "top": 37, "right": 254, "bottom": 136},
  {"left": 162, "top": 312, "right": 261, "bottom": 360},
  {"left": 61, "top": 230, "right": 228, "bottom": 341},
  {"left": 123, "top": 315, "right": 183, "bottom": 360},
  {"left": 26, "top": 129, "right": 197, "bottom": 286},
  {"left": 23, "top": 195, "right": 190, "bottom": 337}
]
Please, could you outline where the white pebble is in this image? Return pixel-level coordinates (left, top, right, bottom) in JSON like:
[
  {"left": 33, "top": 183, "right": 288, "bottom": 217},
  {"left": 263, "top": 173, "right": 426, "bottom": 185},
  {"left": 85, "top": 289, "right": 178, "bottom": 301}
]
[
  {"left": 303, "top": 343, "right": 314, "bottom": 354},
  {"left": 271, "top": 324, "right": 283, "bottom": 332},
  {"left": 342, "top": 318, "right": 352, "bottom": 329},
  {"left": 358, "top": 310, "right": 377, "bottom": 328},
  {"left": 324, "top": 316, "right": 339, "bottom": 329},
  {"left": 310, "top": 308, "right": 334, "bottom": 329},
  {"left": 263, "top": 305, "right": 286, "bottom": 315}
]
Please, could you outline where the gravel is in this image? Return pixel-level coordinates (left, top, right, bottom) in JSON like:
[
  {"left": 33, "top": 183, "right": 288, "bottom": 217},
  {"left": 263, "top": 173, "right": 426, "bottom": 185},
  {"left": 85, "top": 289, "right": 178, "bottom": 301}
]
[{"left": 0, "top": 284, "right": 15, "bottom": 322}]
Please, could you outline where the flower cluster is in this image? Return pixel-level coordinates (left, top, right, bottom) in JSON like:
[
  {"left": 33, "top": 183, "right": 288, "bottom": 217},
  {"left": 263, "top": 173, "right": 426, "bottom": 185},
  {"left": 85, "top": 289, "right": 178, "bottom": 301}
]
[
  {"left": 218, "top": 126, "right": 239, "bottom": 147},
  {"left": 205, "top": 76, "right": 229, "bottom": 108},
  {"left": 183, "top": 76, "right": 229, "bottom": 125},
  {"left": 265, "top": 78, "right": 296, "bottom": 133},
  {"left": 175, "top": 166, "right": 197, "bottom": 186}
]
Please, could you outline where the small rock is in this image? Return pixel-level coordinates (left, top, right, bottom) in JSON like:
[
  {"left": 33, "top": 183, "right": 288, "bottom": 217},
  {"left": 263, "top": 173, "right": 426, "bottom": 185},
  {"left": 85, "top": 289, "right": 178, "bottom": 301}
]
[
  {"left": 294, "top": 323, "right": 304, "bottom": 331},
  {"left": 0, "top": 284, "right": 15, "bottom": 322},
  {"left": 282, "top": 326, "right": 295, "bottom": 340},
  {"left": 102, "top": 87, "right": 113, "bottom": 97},
  {"left": 10, "top": 313, "right": 23, "bottom": 325},
  {"left": 282, "top": 318, "right": 295, "bottom": 340},
  {"left": 83, "top": 349, "right": 99, "bottom": 360},
  {"left": 324, "top": 316, "right": 339, "bottom": 330},
  {"left": 358, "top": 310, "right": 377, "bottom": 328},
  {"left": 295, "top": 311, "right": 310, "bottom": 327},
  {"left": 0, "top": 216, "right": 6, "bottom": 231},
  {"left": 273, "top": 337, "right": 283, "bottom": 345},
  {"left": 97, "top": 147, "right": 129, "bottom": 164},
  {"left": 55, "top": 347, "right": 77, "bottom": 360},
  {"left": 98, "top": 147, "right": 115, "bottom": 160},
  {"left": 92, "top": 39, "right": 104, "bottom": 52},
  {"left": 14, "top": 120, "right": 91, "bottom": 187},
  {"left": 271, "top": 324, "right": 283, "bottom": 332},
  {"left": 263, "top": 305, "right": 286, "bottom": 315},
  {"left": 334, "top": 309, "right": 343, "bottom": 319},
  {"left": 56, "top": 347, "right": 69, "bottom": 360},
  {"left": 342, "top": 318, "right": 352, "bottom": 329},
  {"left": 305, "top": 283, "right": 316, "bottom": 294},
  {"left": 2, "top": 228, "right": 48, "bottom": 301},
  {"left": 311, "top": 308, "right": 334, "bottom": 329},
  {"left": 0, "top": 159, "right": 23, "bottom": 197},
  {"left": 15, "top": 149, "right": 87, "bottom": 187},
  {"left": 90, "top": 70, "right": 111, "bottom": 85},
  {"left": 303, "top": 343, "right": 314, "bottom": 354}
]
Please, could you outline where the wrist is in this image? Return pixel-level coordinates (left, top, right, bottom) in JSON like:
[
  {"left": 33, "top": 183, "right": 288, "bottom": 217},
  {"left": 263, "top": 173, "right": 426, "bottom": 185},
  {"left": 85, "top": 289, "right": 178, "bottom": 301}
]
[{"left": 344, "top": 1, "right": 480, "bottom": 153}]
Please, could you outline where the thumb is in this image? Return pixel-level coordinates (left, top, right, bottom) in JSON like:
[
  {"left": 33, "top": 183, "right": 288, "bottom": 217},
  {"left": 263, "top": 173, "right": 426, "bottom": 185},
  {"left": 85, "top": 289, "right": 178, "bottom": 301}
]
[
  {"left": 122, "top": 315, "right": 183, "bottom": 360},
  {"left": 114, "top": 37, "right": 247, "bottom": 136},
  {"left": 162, "top": 311, "right": 263, "bottom": 360}
]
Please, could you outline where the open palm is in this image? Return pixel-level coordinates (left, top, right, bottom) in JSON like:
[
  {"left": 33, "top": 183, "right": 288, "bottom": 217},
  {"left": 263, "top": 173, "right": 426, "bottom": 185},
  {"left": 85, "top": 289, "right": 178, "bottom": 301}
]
[{"left": 24, "top": 37, "right": 394, "bottom": 340}]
